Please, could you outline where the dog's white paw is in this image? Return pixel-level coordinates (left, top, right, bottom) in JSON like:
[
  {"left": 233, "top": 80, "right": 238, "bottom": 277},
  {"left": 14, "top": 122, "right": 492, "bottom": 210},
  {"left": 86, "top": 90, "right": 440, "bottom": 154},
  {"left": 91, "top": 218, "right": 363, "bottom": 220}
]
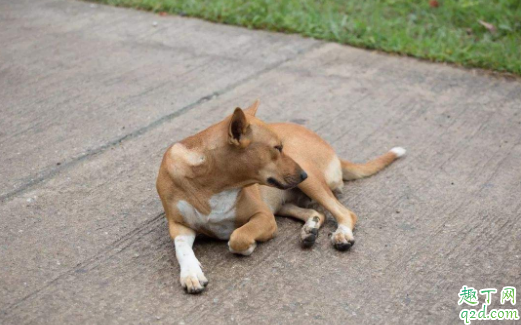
[
  {"left": 331, "top": 225, "right": 355, "bottom": 251},
  {"left": 390, "top": 147, "right": 406, "bottom": 158},
  {"left": 180, "top": 264, "right": 208, "bottom": 294},
  {"left": 228, "top": 241, "right": 257, "bottom": 256},
  {"left": 301, "top": 215, "right": 321, "bottom": 247}
]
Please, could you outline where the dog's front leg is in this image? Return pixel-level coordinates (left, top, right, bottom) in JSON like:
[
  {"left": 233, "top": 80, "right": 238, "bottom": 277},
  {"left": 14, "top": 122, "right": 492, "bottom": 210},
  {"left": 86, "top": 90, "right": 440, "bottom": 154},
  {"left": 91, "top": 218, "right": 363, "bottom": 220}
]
[
  {"left": 169, "top": 221, "right": 208, "bottom": 294},
  {"left": 228, "top": 211, "right": 277, "bottom": 256}
]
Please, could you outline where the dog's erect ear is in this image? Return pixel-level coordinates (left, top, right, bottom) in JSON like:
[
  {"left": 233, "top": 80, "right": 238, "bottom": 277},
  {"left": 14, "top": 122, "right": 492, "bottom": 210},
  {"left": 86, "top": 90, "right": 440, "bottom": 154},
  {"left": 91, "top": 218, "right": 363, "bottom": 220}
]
[
  {"left": 244, "top": 99, "right": 259, "bottom": 117},
  {"left": 228, "top": 107, "right": 250, "bottom": 147}
]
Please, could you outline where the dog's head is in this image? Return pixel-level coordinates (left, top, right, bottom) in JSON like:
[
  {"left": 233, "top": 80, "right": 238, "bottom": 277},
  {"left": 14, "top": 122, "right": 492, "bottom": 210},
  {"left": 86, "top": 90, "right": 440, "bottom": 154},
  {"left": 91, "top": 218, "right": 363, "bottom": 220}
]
[{"left": 223, "top": 100, "right": 307, "bottom": 190}]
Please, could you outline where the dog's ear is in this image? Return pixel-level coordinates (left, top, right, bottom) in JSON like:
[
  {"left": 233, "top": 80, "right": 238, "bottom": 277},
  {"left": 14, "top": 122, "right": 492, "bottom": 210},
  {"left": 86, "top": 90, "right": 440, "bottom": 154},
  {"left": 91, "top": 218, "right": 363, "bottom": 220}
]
[
  {"left": 228, "top": 107, "right": 250, "bottom": 147},
  {"left": 244, "top": 99, "right": 259, "bottom": 117}
]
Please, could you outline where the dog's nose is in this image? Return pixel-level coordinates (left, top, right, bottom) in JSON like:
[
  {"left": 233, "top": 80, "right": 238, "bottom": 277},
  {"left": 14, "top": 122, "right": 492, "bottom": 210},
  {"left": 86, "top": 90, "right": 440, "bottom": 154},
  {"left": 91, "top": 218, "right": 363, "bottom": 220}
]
[{"left": 300, "top": 171, "right": 308, "bottom": 181}]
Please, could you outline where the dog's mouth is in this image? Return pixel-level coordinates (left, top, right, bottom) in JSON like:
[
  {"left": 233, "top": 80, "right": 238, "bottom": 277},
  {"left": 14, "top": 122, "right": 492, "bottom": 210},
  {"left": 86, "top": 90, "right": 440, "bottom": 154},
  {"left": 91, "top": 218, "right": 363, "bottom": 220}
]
[
  {"left": 267, "top": 173, "right": 307, "bottom": 190},
  {"left": 267, "top": 177, "right": 297, "bottom": 190}
]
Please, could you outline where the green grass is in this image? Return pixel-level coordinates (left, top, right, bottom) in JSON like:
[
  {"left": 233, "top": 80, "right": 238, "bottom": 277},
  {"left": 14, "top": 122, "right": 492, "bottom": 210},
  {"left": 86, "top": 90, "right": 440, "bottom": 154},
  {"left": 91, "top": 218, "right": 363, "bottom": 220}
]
[{"left": 94, "top": 0, "right": 521, "bottom": 75}]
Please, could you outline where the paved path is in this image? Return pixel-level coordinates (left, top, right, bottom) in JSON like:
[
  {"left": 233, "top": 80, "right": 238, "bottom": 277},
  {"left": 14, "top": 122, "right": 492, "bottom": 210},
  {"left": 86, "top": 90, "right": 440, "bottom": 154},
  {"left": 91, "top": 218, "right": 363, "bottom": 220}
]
[{"left": 1, "top": 0, "right": 520, "bottom": 324}]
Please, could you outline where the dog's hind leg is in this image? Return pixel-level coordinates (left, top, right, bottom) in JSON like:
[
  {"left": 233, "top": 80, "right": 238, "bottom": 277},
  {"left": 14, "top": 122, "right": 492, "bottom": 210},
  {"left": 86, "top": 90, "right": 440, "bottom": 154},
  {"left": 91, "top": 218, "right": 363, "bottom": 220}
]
[
  {"left": 297, "top": 168, "right": 358, "bottom": 251},
  {"left": 277, "top": 203, "right": 325, "bottom": 247}
]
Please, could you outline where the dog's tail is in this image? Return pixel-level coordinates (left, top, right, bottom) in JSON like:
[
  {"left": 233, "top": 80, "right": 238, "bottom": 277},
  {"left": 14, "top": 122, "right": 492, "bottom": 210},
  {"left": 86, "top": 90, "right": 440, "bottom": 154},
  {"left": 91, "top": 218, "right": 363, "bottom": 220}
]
[{"left": 341, "top": 147, "right": 406, "bottom": 181}]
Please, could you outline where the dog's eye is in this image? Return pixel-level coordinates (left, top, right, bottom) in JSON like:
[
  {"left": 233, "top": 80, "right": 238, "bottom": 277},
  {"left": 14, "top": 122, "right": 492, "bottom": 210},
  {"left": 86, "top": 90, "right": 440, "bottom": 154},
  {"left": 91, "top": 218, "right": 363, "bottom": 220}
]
[{"left": 274, "top": 145, "right": 283, "bottom": 153}]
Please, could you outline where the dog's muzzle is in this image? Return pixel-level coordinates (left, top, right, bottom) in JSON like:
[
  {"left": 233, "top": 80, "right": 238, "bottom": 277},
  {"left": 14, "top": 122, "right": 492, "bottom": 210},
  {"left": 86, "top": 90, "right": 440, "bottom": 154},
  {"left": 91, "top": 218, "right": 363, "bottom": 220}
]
[{"left": 267, "top": 171, "right": 307, "bottom": 190}]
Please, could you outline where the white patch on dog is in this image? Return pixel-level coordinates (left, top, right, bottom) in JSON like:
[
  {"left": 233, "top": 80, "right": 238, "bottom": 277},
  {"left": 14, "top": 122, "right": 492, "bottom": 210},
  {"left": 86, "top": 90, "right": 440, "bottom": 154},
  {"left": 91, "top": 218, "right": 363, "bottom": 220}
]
[
  {"left": 305, "top": 216, "right": 318, "bottom": 229},
  {"left": 390, "top": 147, "right": 406, "bottom": 158},
  {"left": 177, "top": 189, "right": 239, "bottom": 240},
  {"left": 175, "top": 234, "right": 207, "bottom": 290},
  {"left": 324, "top": 157, "right": 343, "bottom": 190},
  {"left": 228, "top": 241, "right": 257, "bottom": 256},
  {"left": 334, "top": 224, "right": 354, "bottom": 240},
  {"left": 171, "top": 143, "right": 205, "bottom": 166}
]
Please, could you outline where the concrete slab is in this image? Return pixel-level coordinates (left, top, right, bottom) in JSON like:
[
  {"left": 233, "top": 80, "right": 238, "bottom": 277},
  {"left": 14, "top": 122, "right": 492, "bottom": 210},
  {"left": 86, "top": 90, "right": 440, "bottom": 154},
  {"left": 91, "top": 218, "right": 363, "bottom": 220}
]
[
  {"left": 0, "top": 0, "right": 317, "bottom": 198},
  {"left": 1, "top": 0, "right": 520, "bottom": 324}
]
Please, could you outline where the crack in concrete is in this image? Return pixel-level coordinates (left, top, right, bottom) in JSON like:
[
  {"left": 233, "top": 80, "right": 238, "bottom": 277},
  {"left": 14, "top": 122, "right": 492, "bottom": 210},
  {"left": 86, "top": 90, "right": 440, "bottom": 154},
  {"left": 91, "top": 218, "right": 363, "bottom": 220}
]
[
  {"left": 1, "top": 213, "right": 165, "bottom": 316},
  {"left": 0, "top": 42, "right": 323, "bottom": 204},
  {"left": 0, "top": 41, "right": 323, "bottom": 315}
]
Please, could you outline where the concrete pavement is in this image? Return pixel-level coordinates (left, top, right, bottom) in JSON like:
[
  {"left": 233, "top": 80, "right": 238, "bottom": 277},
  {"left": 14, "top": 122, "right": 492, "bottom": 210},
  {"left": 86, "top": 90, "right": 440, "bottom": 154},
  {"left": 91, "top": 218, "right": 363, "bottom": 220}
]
[{"left": 1, "top": 0, "right": 520, "bottom": 324}]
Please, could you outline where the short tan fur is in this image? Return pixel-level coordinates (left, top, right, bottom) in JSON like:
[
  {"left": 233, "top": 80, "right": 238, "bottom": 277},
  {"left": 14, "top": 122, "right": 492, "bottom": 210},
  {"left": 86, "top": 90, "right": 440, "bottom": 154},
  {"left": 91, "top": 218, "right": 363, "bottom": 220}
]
[{"left": 156, "top": 100, "right": 405, "bottom": 293}]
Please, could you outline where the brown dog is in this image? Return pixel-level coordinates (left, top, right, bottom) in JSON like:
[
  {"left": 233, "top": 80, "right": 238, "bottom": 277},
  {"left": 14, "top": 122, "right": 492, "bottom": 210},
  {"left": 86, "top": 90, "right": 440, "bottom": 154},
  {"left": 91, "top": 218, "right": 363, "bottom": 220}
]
[{"left": 156, "top": 100, "right": 405, "bottom": 293}]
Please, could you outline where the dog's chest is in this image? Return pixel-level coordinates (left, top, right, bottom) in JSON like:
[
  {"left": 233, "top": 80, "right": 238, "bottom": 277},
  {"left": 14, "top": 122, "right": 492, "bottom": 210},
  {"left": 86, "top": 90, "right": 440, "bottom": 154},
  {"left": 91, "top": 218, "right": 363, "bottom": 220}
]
[{"left": 177, "top": 189, "right": 239, "bottom": 240}]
